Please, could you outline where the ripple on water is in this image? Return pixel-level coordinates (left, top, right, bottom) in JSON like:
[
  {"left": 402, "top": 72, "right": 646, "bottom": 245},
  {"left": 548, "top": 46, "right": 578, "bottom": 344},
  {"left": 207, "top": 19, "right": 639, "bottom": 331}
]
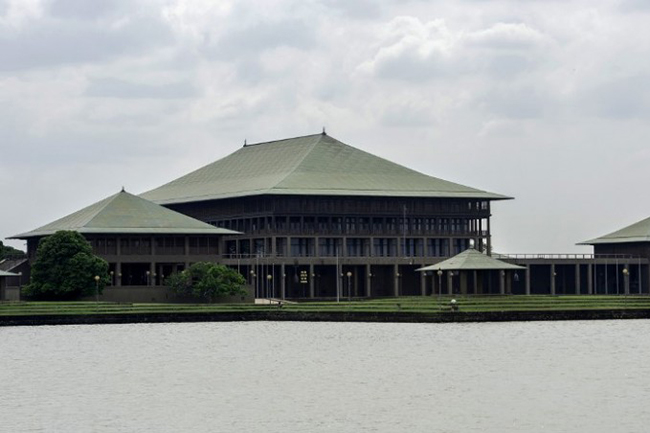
[{"left": 1, "top": 320, "right": 649, "bottom": 433}]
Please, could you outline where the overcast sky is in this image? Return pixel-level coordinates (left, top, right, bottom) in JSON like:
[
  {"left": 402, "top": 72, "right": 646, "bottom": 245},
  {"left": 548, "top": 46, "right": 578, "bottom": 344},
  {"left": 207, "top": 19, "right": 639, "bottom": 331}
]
[{"left": 2, "top": 0, "right": 650, "bottom": 254}]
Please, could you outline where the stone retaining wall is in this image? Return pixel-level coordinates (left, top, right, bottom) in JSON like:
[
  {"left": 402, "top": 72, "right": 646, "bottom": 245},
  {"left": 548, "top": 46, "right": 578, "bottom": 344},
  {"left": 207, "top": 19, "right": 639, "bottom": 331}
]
[{"left": 2, "top": 309, "right": 649, "bottom": 327}]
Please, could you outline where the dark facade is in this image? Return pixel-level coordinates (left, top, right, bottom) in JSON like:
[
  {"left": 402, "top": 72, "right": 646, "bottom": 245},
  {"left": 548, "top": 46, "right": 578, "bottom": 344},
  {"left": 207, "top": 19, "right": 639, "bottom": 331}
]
[
  {"left": 166, "top": 194, "right": 496, "bottom": 298},
  {"left": 134, "top": 133, "right": 513, "bottom": 299}
]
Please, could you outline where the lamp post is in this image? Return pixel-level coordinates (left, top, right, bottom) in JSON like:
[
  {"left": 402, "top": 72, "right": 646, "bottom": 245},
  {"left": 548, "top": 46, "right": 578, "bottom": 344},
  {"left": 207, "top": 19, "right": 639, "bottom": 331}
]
[
  {"left": 267, "top": 274, "right": 273, "bottom": 300},
  {"left": 449, "top": 271, "right": 454, "bottom": 295},
  {"left": 437, "top": 268, "right": 443, "bottom": 298},
  {"left": 337, "top": 272, "right": 342, "bottom": 303},
  {"left": 346, "top": 271, "right": 352, "bottom": 301},
  {"left": 94, "top": 275, "right": 100, "bottom": 303},
  {"left": 250, "top": 269, "right": 256, "bottom": 297},
  {"left": 622, "top": 267, "right": 629, "bottom": 296},
  {"left": 396, "top": 272, "right": 401, "bottom": 297},
  {"left": 146, "top": 270, "right": 151, "bottom": 286},
  {"left": 282, "top": 273, "right": 286, "bottom": 299}
]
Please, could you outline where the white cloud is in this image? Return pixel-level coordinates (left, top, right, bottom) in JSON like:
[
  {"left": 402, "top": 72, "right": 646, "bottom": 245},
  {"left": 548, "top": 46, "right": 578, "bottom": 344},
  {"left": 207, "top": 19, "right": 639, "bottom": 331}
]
[
  {"left": 0, "top": 0, "right": 44, "bottom": 30},
  {"left": 357, "top": 17, "right": 459, "bottom": 81},
  {"left": 465, "top": 23, "right": 547, "bottom": 50}
]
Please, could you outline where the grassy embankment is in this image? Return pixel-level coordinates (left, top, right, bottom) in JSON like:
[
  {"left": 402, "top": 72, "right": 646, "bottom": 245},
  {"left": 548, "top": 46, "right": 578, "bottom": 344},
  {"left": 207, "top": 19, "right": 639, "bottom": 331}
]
[{"left": 1, "top": 295, "right": 650, "bottom": 316}]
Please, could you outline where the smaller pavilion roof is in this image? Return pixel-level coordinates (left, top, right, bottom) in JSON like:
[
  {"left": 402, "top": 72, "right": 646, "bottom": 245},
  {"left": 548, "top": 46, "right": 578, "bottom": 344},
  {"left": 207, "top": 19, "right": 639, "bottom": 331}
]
[
  {"left": 579, "top": 216, "right": 650, "bottom": 245},
  {"left": 417, "top": 248, "right": 525, "bottom": 272},
  {"left": 0, "top": 270, "right": 18, "bottom": 277},
  {"left": 11, "top": 189, "right": 240, "bottom": 239}
]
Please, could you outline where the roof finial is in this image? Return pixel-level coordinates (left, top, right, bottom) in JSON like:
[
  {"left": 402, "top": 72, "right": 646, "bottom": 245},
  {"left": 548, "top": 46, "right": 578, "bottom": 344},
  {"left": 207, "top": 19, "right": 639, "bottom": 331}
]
[
  {"left": 243, "top": 139, "right": 247, "bottom": 147},
  {"left": 121, "top": 186, "right": 125, "bottom": 192},
  {"left": 322, "top": 127, "right": 326, "bottom": 135}
]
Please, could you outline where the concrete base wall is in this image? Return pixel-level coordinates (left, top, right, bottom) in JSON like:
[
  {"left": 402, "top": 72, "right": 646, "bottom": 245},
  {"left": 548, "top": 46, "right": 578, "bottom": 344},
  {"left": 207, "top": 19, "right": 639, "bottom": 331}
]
[
  {"left": 3, "top": 308, "right": 650, "bottom": 327},
  {"left": 1, "top": 285, "right": 21, "bottom": 301}
]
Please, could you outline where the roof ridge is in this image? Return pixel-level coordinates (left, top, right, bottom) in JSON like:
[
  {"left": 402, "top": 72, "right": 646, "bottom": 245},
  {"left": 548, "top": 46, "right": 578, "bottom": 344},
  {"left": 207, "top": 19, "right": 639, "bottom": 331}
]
[
  {"left": 269, "top": 134, "right": 324, "bottom": 188},
  {"left": 243, "top": 132, "right": 323, "bottom": 147},
  {"left": 82, "top": 191, "right": 123, "bottom": 228}
]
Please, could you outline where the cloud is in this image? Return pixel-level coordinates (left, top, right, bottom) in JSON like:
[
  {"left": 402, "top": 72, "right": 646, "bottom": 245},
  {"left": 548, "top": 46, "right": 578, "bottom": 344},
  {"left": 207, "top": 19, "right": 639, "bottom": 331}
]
[
  {"left": 0, "top": 3, "right": 173, "bottom": 71},
  {"left": 85, "top": 77, "right": 198, "bottom": 99},
  {"left": 465, "top": 23, "right": 547, "bottom": 50},
  {"left": 581, "top": 75, "right": 650, "bottom": 119},
  {"left": 0, "top": 0, "right": 43, "bottom": 29},
  {"left": 380, "top": 99, "right": 437, "bottom": 127},
  {"left": 319, "top": 0, "right": 382, "bottom": 19},
  {"left": 358, "top": 17, "right": 458, "bottom": 81},
  {"left": 47, "top": 0, "right": 125, "bottom": 20},
  {"left": 479, "top": 85, "right": 547, "bottom": 119},
  {"left": 210, "top": 19, "right": 317, "bottom": 59},
  {"left": 618, "top": 0, "right": 650, "bottom": 12}
]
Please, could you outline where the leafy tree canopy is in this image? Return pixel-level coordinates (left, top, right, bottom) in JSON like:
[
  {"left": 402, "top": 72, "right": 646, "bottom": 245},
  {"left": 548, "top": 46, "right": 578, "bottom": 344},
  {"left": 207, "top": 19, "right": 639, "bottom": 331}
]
[
  {"left": 24, "top": 231, "right": 109, "bottom": 300},
  {"left": 0, "top": 240, "right": 26, "bottom": 260},
  {"left": 166, "top": 262, "right": 246, "bottom": 301}
]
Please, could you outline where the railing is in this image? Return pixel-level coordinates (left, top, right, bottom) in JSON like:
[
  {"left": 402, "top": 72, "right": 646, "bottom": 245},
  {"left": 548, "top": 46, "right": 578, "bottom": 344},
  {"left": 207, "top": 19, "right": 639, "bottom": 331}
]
[
  {"left": 494, "top": 253, "right": 644, "bottom": 260},
  {"left": 228, "top": 228, "right": 486, "bottom": 237},
  {"left": 222, "top": 252, "right": 448, "bottom": 260}
]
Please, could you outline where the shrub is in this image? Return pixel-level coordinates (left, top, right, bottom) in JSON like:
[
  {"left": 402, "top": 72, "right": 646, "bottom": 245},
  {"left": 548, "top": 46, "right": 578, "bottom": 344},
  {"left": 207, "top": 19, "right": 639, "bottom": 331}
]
[
  {"left": 166, "top": 262, "right": 246, "bottom": 302},
  {"left": 24, "top": 231, "right": 109, "bottom": 300}
]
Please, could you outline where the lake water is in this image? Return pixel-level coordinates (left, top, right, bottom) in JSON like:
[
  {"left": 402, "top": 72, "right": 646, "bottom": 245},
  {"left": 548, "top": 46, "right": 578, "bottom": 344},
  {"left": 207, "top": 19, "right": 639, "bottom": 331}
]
[{"left": 1, "top": 320, "right": 649, "bottom": 433}]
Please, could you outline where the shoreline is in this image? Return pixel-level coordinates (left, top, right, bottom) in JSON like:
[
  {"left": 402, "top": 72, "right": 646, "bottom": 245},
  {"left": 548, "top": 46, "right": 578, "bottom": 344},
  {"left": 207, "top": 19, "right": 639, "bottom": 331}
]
[{"left": 2, "top": 308, "right": 649, "bottom": 327}]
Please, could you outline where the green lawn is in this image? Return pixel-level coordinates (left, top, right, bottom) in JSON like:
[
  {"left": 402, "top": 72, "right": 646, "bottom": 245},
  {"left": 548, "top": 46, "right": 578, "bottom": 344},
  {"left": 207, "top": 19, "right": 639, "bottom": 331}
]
[{"left": 2, "top": 295, "right": 650, "bottom": 316}]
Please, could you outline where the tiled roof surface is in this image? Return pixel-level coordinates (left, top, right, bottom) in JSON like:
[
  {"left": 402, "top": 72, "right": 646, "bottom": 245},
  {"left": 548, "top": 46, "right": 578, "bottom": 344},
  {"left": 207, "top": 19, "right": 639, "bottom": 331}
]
[
  {"left": 417, "top": 248, "right": 525, "bottom": 271},
  {"left": 141, "top": 133, "right": 510, "bottom": 204},
  {"left": 580, "top": 216, "right": 650, "bottom": 245},
  {"left": 12, "top": 190, "right": 239, "bottom": 238}
]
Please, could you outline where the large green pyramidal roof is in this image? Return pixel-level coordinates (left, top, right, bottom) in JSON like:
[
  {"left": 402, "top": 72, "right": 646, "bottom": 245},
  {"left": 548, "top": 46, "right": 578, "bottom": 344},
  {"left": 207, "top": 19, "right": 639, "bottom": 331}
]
[
  {"left": 141, "top": 133, "right": 510, "bottom": 205},
  {"left": 12, "top": 190, "right": 239, "bottom": 239}
]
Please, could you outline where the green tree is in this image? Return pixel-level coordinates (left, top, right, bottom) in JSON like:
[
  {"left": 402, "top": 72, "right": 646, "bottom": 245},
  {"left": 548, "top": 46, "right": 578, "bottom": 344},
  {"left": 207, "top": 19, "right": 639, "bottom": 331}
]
[
  {"left": 24, "top": 231, "right": 109, "bottom": 300},
  {"left": 166, "top": 262, "right": 246, "bottom": 301},
  {"left": 0, "top": 240, "right": 26, "bottom": 260}
]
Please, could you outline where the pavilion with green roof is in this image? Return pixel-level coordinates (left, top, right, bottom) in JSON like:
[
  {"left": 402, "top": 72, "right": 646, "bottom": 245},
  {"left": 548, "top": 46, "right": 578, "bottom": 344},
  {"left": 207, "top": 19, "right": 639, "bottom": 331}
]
[
  {"left": 12, "top": 190, "right": 240, "bottom": 302},
  {"left": 417, "top": 248, "right": 525, "bottom": 295}
]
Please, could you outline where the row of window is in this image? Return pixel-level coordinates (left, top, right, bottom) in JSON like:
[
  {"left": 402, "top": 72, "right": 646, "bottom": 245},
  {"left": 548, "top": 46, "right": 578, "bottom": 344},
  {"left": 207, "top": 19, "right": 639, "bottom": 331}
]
[
  {"left": 89, "top": 237, "right": 220, "bottom": 256},
  {"left": 225, "top": 238, "right": 474, "bottom": 258},
  {"left": 263, "top": 198, "right": 489, "bottom": 214},
  {"left": 214, "top": 216, "right": 483, "bottom": 235}
]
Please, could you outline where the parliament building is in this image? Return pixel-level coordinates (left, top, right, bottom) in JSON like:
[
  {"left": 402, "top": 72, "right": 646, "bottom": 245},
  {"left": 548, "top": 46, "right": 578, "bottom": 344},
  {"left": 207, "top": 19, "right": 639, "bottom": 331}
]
[
  {"left": 140, "top": 132, "right": 510, "bottom": 298},
  {"left": 9, "top": 131, "right": 650, "bottom": 301}
]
